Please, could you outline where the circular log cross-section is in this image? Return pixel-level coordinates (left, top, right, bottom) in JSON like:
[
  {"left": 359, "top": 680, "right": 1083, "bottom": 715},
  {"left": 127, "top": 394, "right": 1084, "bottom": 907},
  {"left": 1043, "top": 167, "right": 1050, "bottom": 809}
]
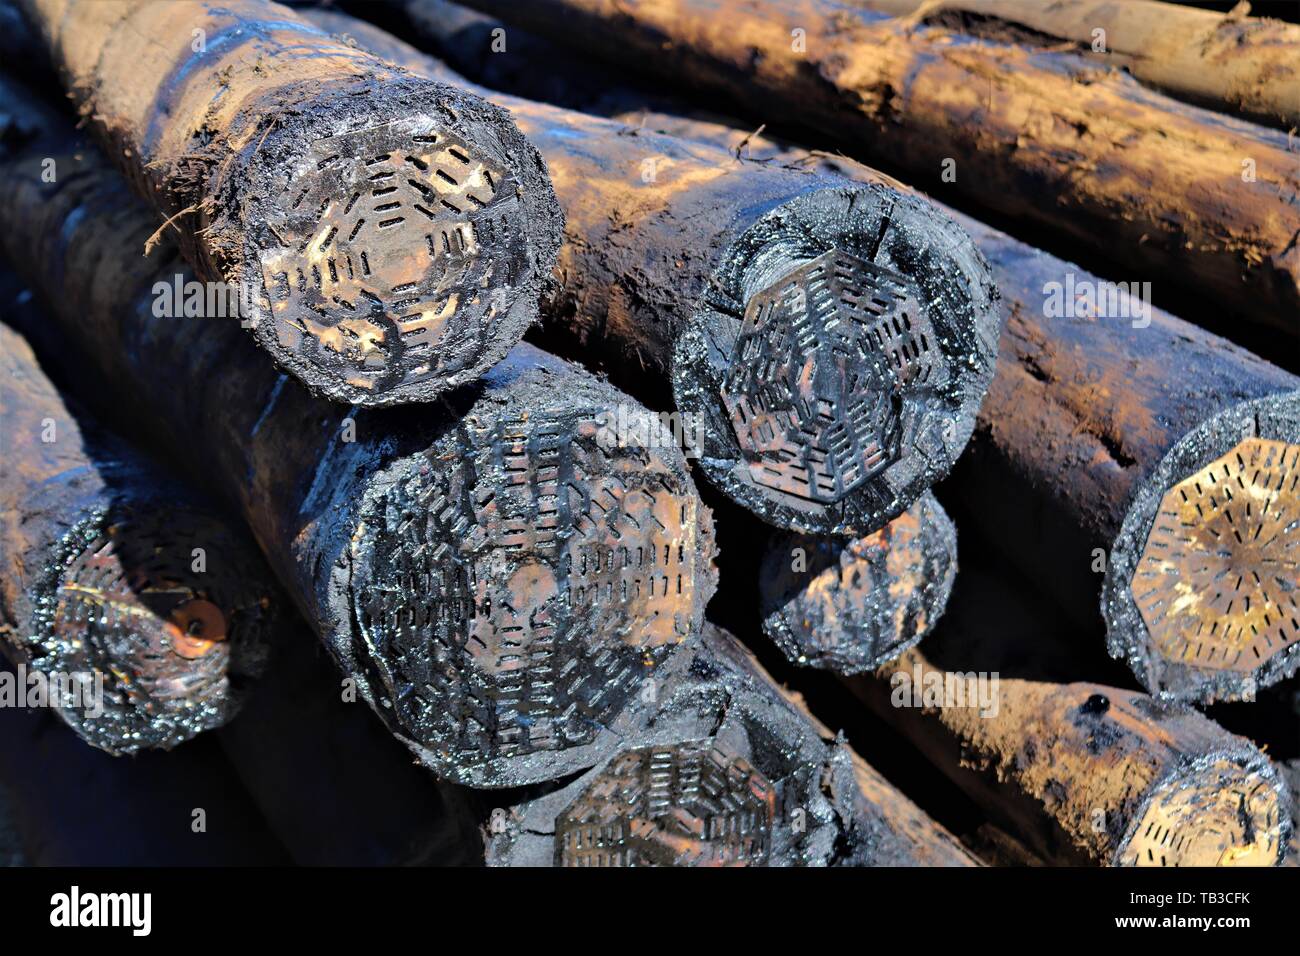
[
  {"left": 346, "top": 393, "right": 715, "bottom": 780},
  {"left": 673, "top": 201, "right": 999, "bottom": 535},
  {"left": 294, "top": 11, "right": 1003, "bottom": 536},
  {"left": 759, "top": 490, "right": 956, "bottom": 674},
  {"left": 0, "top": 323, "right": 275, "bottom": 754},
  {"left": 555, "top": 741, "right": 775, "bottom": 867},
  {"left": 1105, "top": 392, "right": 1300, "bottom": 703},
  {"left": 18, "top": 0, "right": 562, "bottom": 405}
]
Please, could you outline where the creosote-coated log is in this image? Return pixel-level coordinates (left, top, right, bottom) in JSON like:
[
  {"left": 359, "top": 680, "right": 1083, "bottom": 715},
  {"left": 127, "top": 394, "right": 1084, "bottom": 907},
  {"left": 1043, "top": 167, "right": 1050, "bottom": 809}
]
[
  {"left": 0, "top": 80, "right": 717, "bottom": 788},
  {"left": 463, "top": 0, "right": 1300, "bottom": 339},
  {"left": 487, "top": 622, "right": 979, "bottom": 866},
  {"left": 305, "top": 8, "right": 1002, "bottom": 539},
  {"left": 17, "top": 0, "right": 562, "bottom": 405},
  {"left": 871, "top": 652, "right": 1291, "bottom": 866},
  {"left": 0, "top": 317, "right": 274, "bottom": 754},
  {"left": 759, "top": 490, "right": 957, "bottom": 674},
  {"left": 563, "top": 105, "right": 1300, "bottom": 705},
  {"left": 856, "top": 0, "right": 1300, "bottom": 129},
  {"left": 848, "top": 562, "right": 1294, "bottom": 867},
  {"left": 329, "top": 9, "right": 1300, "bottom": 704}
]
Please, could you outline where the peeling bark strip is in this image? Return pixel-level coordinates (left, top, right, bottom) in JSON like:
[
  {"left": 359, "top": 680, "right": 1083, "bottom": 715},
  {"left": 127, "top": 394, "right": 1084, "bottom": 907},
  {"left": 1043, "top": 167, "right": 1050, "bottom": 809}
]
[
  {"left": 303, "top": 10, "right": 1002, "bottom": 540},
  {"left": 0, "top": 87, "right": 717, "bottom": 789},
  {"left": 759, "top": 490, "right": 957, "bottom": 674},
  {"left": 488, "top": 623, "right": 980, "bottom": 866},
  {"left": 17, "top": 0, "right": 563, "bottom": 406},
  {"left": 0, "top": 320, "right": 274, "bottom": 755},
  {"left": 853, "top": 648, "right": 1293, "bottom": 867},
  {"left": 859, "top": 0, "right": 1300, "bottom": 129},
  {"left": 463, "top": 0, "right": 1300, "bottom": 338}
]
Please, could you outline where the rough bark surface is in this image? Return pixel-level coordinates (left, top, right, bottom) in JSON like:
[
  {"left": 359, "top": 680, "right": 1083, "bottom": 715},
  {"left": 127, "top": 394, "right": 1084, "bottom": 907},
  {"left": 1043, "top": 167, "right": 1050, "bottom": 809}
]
[
  {"left": 0, "top": 79, "right": 716, "bottom": 789},
  {"left": 858, "top": 0, "right": 1300, "bottom": 129},
  {"left": 0, "top": 317, "right": 274, "bottom": 754},
  {"left": 854, "top": 646, "right": 1292, "bottom": 866},
  {"left": 18, "top": 0, "right": 563, "bottom": 405},
  {"left": 464, "top": 0, "right": 1300, "bottom": 338}
]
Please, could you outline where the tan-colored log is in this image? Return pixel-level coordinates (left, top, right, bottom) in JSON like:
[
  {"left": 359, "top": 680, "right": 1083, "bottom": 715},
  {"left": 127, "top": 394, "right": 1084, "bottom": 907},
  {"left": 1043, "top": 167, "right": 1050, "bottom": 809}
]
[
  {"left": 464, "top": 0, "right": 1300, "bottom": 338},
  {"left": 857, "top": 0, "right": 1300, "bottom": 129},
  {"left": 17, "top": 0, "right": 562, "bottom": 405},
  {"left": 852, "top": 645, "right": 1293, "bottom": 866}
]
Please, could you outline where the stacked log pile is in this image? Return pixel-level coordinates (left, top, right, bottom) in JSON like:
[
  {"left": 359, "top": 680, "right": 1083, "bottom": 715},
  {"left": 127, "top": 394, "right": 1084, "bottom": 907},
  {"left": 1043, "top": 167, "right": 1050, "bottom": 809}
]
[{"left": 0, "top": 0, "right": 1293, "bottom": 869}]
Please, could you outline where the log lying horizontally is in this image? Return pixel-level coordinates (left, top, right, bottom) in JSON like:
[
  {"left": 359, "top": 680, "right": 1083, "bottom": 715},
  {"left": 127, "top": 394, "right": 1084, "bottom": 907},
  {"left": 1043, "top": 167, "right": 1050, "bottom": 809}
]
[
  {"left": 0, "top": 659, "right": 290, "bottom": 865},
  {"left": 499, "top": 92, "right": 1300, "bottom": 706},
  {"left": 305, "top": 8, "right": 1003, "bottom": 539},
  {"left": 0, "top": 78, "right": 717, "bottom": 788},
  {"left": 462, "top": 0, "right": 1300, "bottom": 339},
  {"left": 325, "top": 8, "right": 1300, "bottom": 703},
  {"left": 848, "top": 565, "right": 1294, "bottom": 867},
  {"left": 0, "top": 315, "right": 275, "bottom": 754},
  {"left": 16, "top": 0, "right": 562, "bottom": 405},
  {"left": 488, "top": 622, "right": 980, "bottom": 866},
  {"left": 758, "top": 490, "right": 957, "bottom": 674},
  {"left": 856, "top": 0, "right": 1300, "bottom": 129}
]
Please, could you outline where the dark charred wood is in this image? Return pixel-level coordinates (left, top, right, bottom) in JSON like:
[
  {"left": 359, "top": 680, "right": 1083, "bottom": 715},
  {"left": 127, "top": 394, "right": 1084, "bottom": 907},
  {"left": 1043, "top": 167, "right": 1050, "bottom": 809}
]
[
  {"left": 461, "top": 0, "right": 1300, "bottom": 341},
  {"left": 488, "top": 621, "right": 980, "bottom": 866},
  {"left": 16, "top": 0, "right": 562, "bottom": 406},
  {"left": 305, "top": 7, "right": 1004, "bottom": 541},
  {"left": 0, "top": 77, "right": 717, "bottom": 789},
  {"left": 0, "top": 315, "right": 275, "bottom": 755}
]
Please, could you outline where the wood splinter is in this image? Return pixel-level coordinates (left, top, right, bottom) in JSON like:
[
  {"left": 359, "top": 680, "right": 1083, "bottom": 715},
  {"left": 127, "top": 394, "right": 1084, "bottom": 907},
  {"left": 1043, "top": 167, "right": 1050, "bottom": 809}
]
[{"left": 17, "top": 0, "right": 563, "bottom": 405}]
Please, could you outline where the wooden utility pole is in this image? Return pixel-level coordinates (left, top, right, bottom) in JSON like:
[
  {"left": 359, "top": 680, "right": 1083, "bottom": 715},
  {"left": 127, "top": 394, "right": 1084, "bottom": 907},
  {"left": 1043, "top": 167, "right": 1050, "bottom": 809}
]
[{"left": 18, "top": 0, "right": 563, "bottom": 405}]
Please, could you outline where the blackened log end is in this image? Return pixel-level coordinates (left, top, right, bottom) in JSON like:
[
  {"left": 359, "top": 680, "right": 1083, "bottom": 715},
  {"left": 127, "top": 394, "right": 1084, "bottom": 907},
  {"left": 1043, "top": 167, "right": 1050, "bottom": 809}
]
[
  {"left": 1105, "top": 391, "right": 1300, "bottom": 705},
  {"left": 232, "top": 75, "right": 563, "bottom": 406},
  {"left": 673, "top": 181, "right": 1000, "bottom": 535}
]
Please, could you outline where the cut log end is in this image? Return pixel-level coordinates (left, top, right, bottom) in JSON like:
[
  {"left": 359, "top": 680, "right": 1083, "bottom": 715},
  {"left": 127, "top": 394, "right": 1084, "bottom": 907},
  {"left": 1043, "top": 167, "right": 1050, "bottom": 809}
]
[
  {"left": 238, "top": 81, "right": 561, "bottom": 406},
  {"left": 759, "top": 490, "right": 956, "bottom": 674},
  {"left": 1106, "top": 391, "right": 1300, "bottom": 704},
  {"left": 1117, "top": 756, "right": 1290, "bottom": 867},
  {"left": 347, "top": 406, "right": 716, "bottom": 787},
  {"left": 555, "top": 741, "right": 776, "bottom": 866},
  {"left": 672, "top": 184, "right": 1000, "bottom": 535},
  {"left": 30, "top": 505, "right": 275, "bottom": 754}
]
